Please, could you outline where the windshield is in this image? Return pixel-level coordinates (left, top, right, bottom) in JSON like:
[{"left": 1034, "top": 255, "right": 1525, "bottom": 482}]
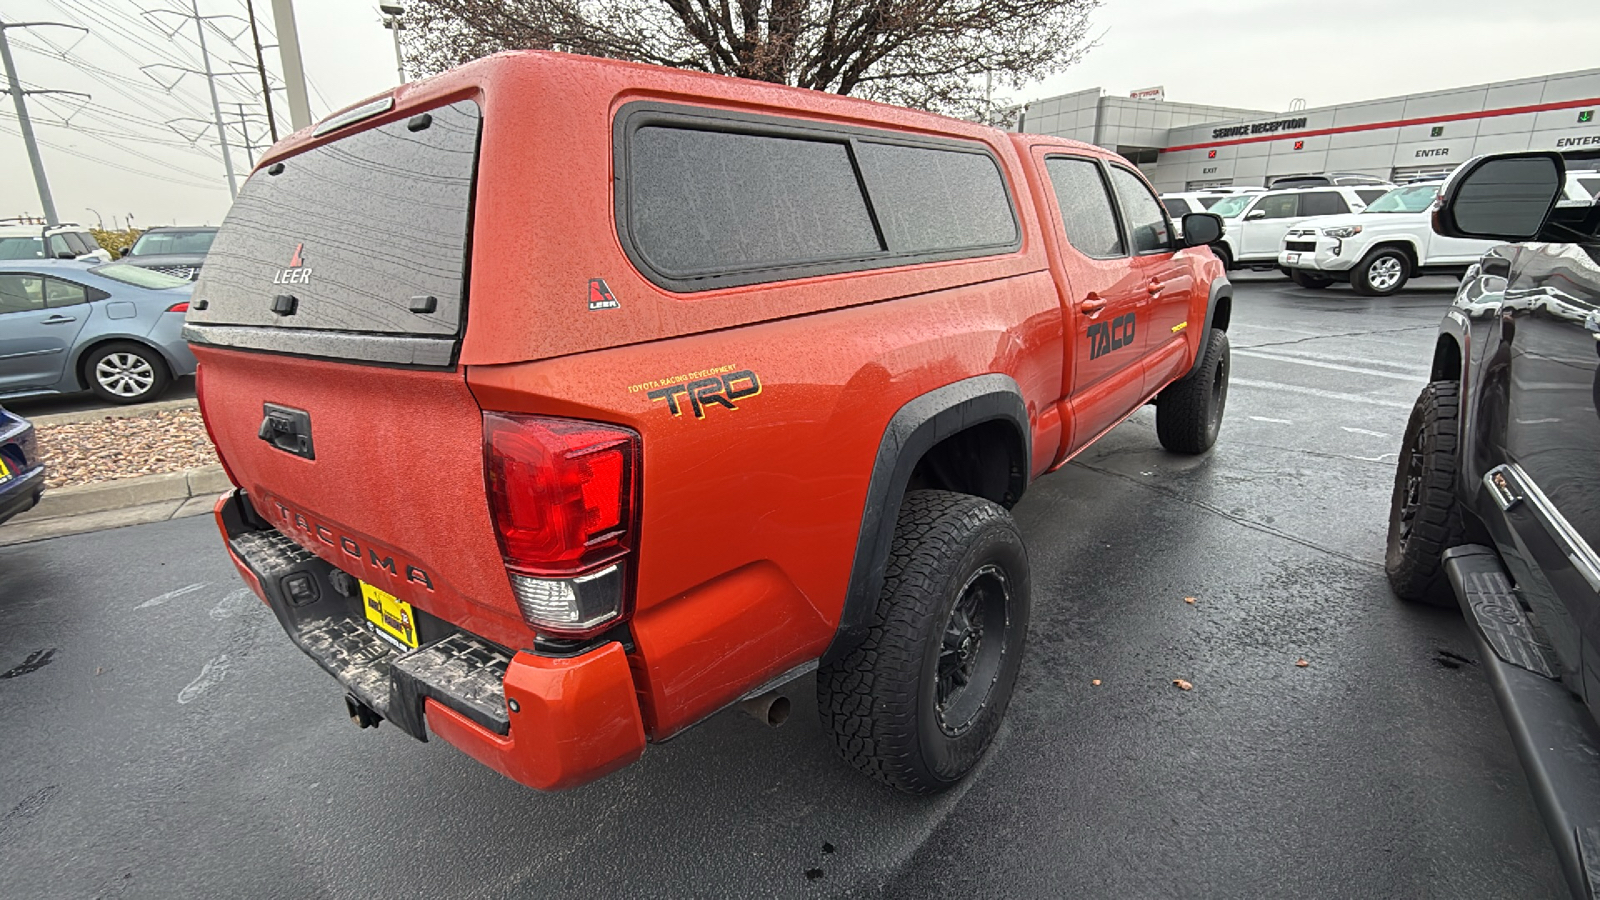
[
  {"left": 1209, "top": 195, "right": 1255, "bottom": 219},
  {"left": 1365, "top": 184, "right": 1440, "bottom": 213},
  {"left": 89, "top": 264, "right": 190, "bottom": 290},
  {"left": 0, "top": 236, "right": 45, "bottom": 260},
  {"left": 129, "top": 230, "right": 216, "bottom": 256}
]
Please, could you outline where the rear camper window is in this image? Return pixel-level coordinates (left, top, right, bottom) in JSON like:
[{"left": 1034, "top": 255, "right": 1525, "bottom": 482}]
[
  {"left": 618, "top": 105, "right": 1020, "bottom": 291},
  {"left": 186, "top": 99, "right": 480, "bottom": 363}
]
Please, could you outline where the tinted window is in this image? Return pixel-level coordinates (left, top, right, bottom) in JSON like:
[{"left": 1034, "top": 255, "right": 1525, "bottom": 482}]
[
  {"left": 1163, "top": 198, "right": 1192, "bottom": 217},
  {"left": 46, "top": 234, "right": 72, "bottom": 258},
  {"left": 0, "top": 274, "right": 44, "bottom": 313},
  {"left": 61, "top": 232, "right": 91, "bottom": 255},
  {"left": 1577, "top": 177, "right": 1600, "bottom": 200},
  {"left": 129, "top": 230, "right": 217, "bottom": 256},
  {"left": 1254, "top": 195, "right": 1300, "bottom": 219},
  {"left": 188, "top": 99, "right": 480, "bottom": 337},
  {"left": 0, "top": 237, "right": 44, "bottom": 260},
  {"left": 1108, "top": 167, "right": 1171, "bottom": 253},
  {"left": 44, "top": 277, "right": 87, "bottom": 307},
  {"left": 1197, "top": 196, "right": 1223, "bottom": 209},
  {"left": 1298, "top": 192, "right": 1350, "bottom": 217},
  {"left": 1043, "top": 157, "right": 1124, "bottom": 259},
  {"left": 855, "top": 142, "right": 1017, "bottom": 253},
  {"left": 629, "top": 127, "right": 881, "bottom": 277},
  {"left": 1356, "top": 189, "right": 1389, "bottom": 205}
]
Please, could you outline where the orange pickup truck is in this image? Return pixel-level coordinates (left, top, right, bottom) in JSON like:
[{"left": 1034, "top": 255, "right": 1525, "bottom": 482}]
[{"left": 187, "top": 50, "right": 1233, "bottom": 794}]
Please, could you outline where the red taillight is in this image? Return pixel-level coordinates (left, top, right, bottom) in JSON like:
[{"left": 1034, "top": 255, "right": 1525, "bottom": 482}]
[
  {"left": 166, "top": 301, "right": 190, "bottom": 313},
  {"left": 483, "top": 413, "right": 639, "bottom": 578}
]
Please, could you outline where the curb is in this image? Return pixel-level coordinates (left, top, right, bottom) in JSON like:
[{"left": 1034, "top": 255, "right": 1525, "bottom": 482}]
[
  {"left": 29, "top": 397, "right": 199, "bottom": 428},
  {"left": 0, "top": 464, "right": 232, "bottom": 546}
]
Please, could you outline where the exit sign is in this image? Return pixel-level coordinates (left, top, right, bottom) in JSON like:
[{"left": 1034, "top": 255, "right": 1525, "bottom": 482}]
[{"left": 1581, "top": 110, "right": 1595, "bottom": 123}]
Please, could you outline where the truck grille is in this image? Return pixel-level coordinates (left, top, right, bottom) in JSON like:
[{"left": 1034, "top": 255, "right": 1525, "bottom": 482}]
[{"left": 1285, "top": 241, "right": 1318, "bottom": 252}]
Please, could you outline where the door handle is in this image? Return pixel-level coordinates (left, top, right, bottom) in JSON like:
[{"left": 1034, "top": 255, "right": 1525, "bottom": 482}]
[
  {"left": 1079, "top": 294, "right": 1108, "bottom": 314},
  {"left": 41, "top": 314, "right": 77, "bottom": 324}
]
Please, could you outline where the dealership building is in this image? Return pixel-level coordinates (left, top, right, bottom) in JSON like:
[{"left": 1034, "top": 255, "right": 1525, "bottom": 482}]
[{"left": 1020, "top": 67, "right": 1600, "bottom": 192}]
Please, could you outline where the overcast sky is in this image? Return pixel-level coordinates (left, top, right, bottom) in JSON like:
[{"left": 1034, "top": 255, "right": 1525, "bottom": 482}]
[{"left": 3, "top": 0, "right": 1597, "bottom": 227}]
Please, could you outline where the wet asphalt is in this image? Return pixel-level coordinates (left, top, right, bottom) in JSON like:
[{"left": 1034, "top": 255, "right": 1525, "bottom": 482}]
[{"left": 0, "top": 275, "right": 1569, "bottom": 899}]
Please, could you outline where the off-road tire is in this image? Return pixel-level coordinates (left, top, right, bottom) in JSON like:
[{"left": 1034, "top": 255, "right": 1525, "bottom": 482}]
[
  {"left": 1352, "top": 248, "right": 1411, "bottom": 296},
  {"left": 1290, "top": 270, "right": 1333, "bottom": 289},
  {"left": 1156, "top": 329, "right": 1230, "bottom": 454},
  {"left": 816, "top": 490, "right": 1030, "bottom": 794},
  {"left": 1386, "top": 381, "right": 1466, "bottom": 606},
  {"left": 1211, "top": 243, "right": 1233, "bottom": 271},
  {"left": 84, "top": 341, "right": 171, "bottom": 405}
]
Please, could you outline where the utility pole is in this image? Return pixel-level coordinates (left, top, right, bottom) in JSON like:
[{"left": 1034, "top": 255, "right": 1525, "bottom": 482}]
[
  {"left": 189, "top": 0, "right": 237, "bottom": 199},
  {"left": 0, "top": 19, "right": 87, "bottom": 226},
  {"left": 233, "top": 104, "right": 255, "bottom": 166},
  {"left": 269, "top": 0, "right": 311, "bottom": 130},
  {"left": 380, "top": 5, "right": 406, "bottom": 85},
  {"left": 244, "top": 0, "right": 278, "bottom": 141}
]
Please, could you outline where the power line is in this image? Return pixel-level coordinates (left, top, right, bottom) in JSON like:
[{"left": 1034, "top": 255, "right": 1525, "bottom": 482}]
[{"left": 0, "top": 120, "right": 225, "bottom": 191}]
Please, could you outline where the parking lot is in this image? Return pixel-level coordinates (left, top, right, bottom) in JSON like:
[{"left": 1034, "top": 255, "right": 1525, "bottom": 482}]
[{"left": 0, "top": 274, "right": 1568, "bottom": 899}]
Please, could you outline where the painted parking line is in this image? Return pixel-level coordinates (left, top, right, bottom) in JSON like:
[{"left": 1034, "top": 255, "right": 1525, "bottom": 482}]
[
  {"left": 1230, "top": 378, "right": 1414, "bottom": 409},
  {"left": 1234, "top": 348, "right": 1423, "bottom": 382}
]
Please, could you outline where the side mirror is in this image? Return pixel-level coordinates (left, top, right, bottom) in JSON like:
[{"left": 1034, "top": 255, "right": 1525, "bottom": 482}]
[
  {"left": 1434, "top": 152, "right": 1564, "bottom": 241},
  {"left": 1181, "top": 212, "right": 1224, "bottom": 247},
  {"left": 1245, "top": 209, "right": 1267, "bottom": 220},
  {"left": 56, "top": 250, "right": 75, "bottom": 259},
  {"left": 118, "top": 247, "right": 129, "bottom": 258}
]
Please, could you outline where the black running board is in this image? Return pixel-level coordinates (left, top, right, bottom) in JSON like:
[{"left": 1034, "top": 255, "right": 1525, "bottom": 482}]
[{"left": 1444, "top": 545, "right": 1600, "bottom": 900}]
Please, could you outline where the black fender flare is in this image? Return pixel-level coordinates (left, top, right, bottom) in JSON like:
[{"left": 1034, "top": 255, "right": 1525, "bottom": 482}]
[
  {"left": 820, "top": 373, "right": 1030, "bottom": 666},
  {"left": 1182, "top": 277, "right": 1233, "bottom": 381}
]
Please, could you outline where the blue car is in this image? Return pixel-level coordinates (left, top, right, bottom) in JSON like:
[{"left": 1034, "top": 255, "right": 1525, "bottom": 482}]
[
  {"left": 0, "top": 260, "right": 198, "bottom": 404},
  {"left": 0, "top": 406, "right": 44, "bottom": 525}
]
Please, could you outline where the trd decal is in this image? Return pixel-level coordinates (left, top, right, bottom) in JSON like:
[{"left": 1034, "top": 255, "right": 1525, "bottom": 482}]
[
  {"left": 588, "top": 278, "right": 620, "bottom": 310},
  {"left": 648, "top": 369, "right": 762, "bottom": 419},
  {"left": 1087, "top": 313, "right": 1136, "bottom": 360}
]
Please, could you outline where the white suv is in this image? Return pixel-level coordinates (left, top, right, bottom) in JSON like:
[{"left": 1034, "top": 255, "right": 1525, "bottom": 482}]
[
  {"left": 0, "top": 222, "right": 112, "bottom": 263},
  {"left": 1205, "top": 185, "right": 1391, "bottom": 270},
  {"left": 1276, "top": 182, "right": 1500, "bottom": 295}
]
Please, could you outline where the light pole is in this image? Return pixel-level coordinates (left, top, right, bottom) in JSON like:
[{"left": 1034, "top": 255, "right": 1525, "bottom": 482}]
[
  {"left": 0, "top": 18, "right": 89, "bottom": 226},
  {"left": 380, "top": 5, "right": 406, "bottom": 85},
  {"left": 86, "top": 207, "right": 103, "bottom": 229}
]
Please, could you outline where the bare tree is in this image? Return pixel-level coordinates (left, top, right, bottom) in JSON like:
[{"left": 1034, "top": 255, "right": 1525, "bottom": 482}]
[{"left": 402, "top": 0, "right": 1097, "bottom": 120}]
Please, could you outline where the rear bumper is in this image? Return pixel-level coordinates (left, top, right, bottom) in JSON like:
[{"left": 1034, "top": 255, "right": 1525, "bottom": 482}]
[
  {"left": 213, "top": 490, "right": 646, "bottom": 791},
  {"left": 0, "top": 464, "right": 46, "bottom": 525},
  {"left": 1444, "top": 544, "right": 1600, "bottom": 900}
]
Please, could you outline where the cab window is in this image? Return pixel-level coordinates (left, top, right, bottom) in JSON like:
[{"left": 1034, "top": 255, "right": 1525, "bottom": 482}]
[
  {"left": 1043, "top": 157, "right": 1125, "bottom": 259},
  {"left": 1163, "top": 197, "right": 1193, "bottom": 217},
  {"left": 46, "top": 234, "right": 73, "bottom": 258},
  {"left": 1298, "top": 191, "right": 1350, "bottom": 217},
  {"left": 1108, "top": 166, "right": 1171, "bottom": 254}
]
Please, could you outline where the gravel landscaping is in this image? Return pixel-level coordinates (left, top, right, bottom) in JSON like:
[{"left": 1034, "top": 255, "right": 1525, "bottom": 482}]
[{"left": 37, "top": 407, "right": 218, "bottom": 489}]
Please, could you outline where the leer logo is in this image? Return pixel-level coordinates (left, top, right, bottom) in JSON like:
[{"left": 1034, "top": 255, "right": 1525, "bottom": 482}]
[
  {"left": 274, "top": 242, "right": 311, "bottom": 285},
  {"left": 589, "top": 278, "right": 620, "bottom": 310}
]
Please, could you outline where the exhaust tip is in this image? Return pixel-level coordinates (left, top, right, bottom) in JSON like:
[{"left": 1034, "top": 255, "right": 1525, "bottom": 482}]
[{"left": 738, "top": 692, "right": 790, "bottom": 727}]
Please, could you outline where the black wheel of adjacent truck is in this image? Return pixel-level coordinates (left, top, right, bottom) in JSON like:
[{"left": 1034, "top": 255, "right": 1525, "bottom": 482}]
[
  {"left": 85, "top": 341, "right": 171, "bottom": 404},
  {"left": 816, "top": 490, "right": 1030, "bottom": 794},
  {"left": 1156, "top": 328, "right": 1230, "bottom": 454},
  {"left": 1290, "top": 270, "right": 1333, "bottom": 289},
  {"left": 1386, "top": 381, "right": 1466, "bottom": 607},
  {"left": 1352, "top": 248, "right": 1410, "bottom": 296}
]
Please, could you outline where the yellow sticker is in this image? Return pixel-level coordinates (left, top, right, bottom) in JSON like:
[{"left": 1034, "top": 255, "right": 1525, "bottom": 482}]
[
  {"left": 0, "top": 456, "right": 10, "bottom": 480},
  {"left": 360, "top": 581, "right": 418, "bottom": 649},
  {"left": 1171, "top": 321, "right": 1189, "bottom": 333}
]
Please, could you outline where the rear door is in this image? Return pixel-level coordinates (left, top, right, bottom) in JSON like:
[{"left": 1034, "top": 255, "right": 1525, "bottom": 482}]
[
  {"left": 0, "top": 272, "right": 90, "bottom": 391},
  {"left": 184, "top": 99, "right": 521, "bottom": 632},
  {"left": 1037, "top": 153, "right": 1148, "bottom": 447},
  {"left": 1239, "top": 193, "right": 1300, "bottom": 259}
]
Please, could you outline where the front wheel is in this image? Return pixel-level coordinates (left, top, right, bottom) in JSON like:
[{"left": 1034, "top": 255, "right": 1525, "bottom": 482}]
[
  {"left": 817, "top": 491, "right": 1030, "bottom": 794},
  {"left": 1210, "top": 243, "right": 1233, "bottom": 271},
  {"left": 1385, "top": 381, "right": 1466, "bottom": 605},
  {"left": 1156, "top": 329, "right": 1230, "bottom": 454},
  {"left": 1352, "top": 248, "right": 1410, "bottom": 296},
  {"left": 85, "top": 342, "right": 171, "bottom": 404}
]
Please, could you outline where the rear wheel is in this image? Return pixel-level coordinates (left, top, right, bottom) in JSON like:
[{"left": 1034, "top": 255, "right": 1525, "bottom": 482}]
[
  {"left": 1156, "top": 329, "right": 1230, "bottom": 454},
  {"left": 1385, "top": 381, "right": 1465, "bottom": 606},
  {"left": 817, "top": 491, "right": 1030, "bottom": 794},
  {"left": 85, "top": 342, "right": 171, "bottom": 404},
  {"left": 1289, "top": 270, "right": 1333, "bottom": 289},
  {"left": 1352, "top": 248, "right": 1411, "bottom": 296}
]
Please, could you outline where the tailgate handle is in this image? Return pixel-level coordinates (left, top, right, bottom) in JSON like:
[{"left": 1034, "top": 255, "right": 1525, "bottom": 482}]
[{"left": 258, "top": 403, "right": 316, "bottom": 460}]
